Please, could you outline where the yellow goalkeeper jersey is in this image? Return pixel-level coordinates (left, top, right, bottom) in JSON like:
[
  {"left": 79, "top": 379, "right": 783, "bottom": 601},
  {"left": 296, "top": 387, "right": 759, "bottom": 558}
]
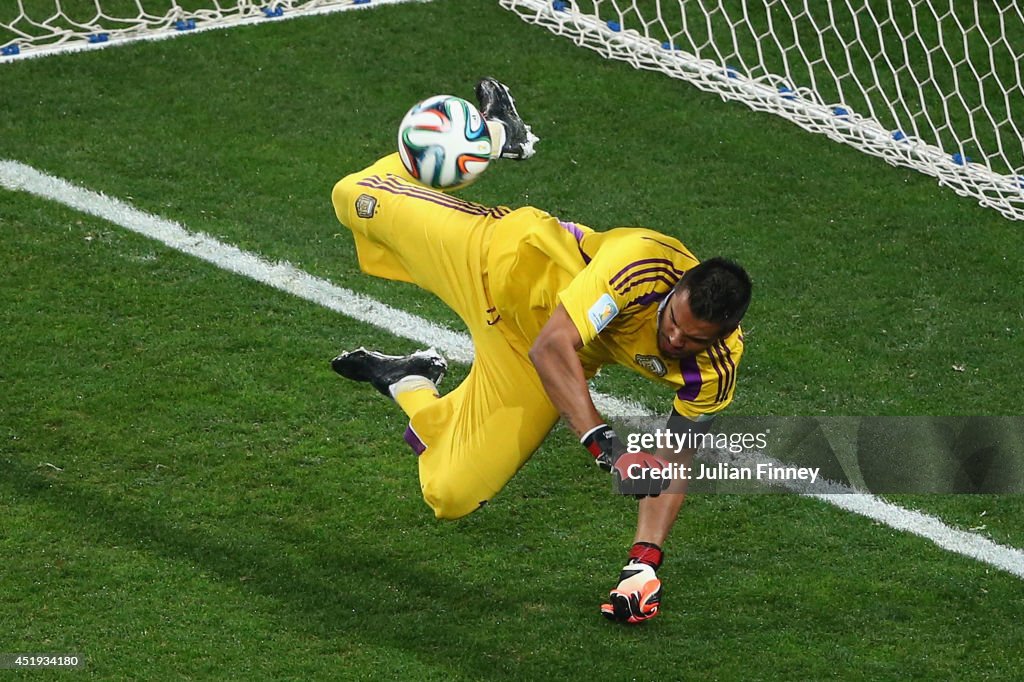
[{"left": 486, "top": 207, "right": 744, "bottom": 420}]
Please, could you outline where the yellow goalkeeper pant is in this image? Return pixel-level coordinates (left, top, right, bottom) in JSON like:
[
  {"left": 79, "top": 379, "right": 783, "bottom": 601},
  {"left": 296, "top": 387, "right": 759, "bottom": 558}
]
[{"left": 332, "top": 154, "right": 560, "bottom": 519}]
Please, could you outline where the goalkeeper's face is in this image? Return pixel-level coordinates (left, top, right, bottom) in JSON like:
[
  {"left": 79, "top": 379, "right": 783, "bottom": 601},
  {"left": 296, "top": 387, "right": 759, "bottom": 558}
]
[{"left": 656, "top": 289, "right": 724, "bottom": 359}]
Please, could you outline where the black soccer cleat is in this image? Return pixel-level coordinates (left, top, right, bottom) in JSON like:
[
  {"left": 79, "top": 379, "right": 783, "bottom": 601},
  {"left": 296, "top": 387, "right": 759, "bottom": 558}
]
[
  {"left": 474, "top": 77, "right": 540, "bottom": 160},
  {"left": 330, "top": 347, "right": 447, "bottom": 398}
]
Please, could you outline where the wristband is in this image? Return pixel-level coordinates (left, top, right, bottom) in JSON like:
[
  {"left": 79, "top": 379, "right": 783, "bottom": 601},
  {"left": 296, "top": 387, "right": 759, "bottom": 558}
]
[
  {"left": 628, "top": 541, "right": 664, "bottom": 570},
  {"left": 580, "top": 423, "right": 615, "bottom": 457},
  {"left": 580, "top": 423, "right": 623, "bottom": 471}
]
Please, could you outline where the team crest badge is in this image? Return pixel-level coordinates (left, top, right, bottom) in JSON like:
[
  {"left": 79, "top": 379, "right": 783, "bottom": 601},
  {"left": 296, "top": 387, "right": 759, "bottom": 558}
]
[
  {"left": 635, "top": 354, "right": 667, "bottom": 377},
  {"left": 355, "top": 194, "right": 378, "bottom": 219}
]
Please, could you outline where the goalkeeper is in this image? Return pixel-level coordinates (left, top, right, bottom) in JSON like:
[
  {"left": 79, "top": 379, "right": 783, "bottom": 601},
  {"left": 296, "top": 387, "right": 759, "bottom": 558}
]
[{"left": 330, "top": 78, "right": 751, "bottom": 624}]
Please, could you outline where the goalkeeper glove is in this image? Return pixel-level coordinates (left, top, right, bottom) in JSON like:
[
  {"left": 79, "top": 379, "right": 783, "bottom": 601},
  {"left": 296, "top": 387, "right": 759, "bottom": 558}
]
[
  {"left": 600, "top": 542, "right": 664, "bottom": 624},
  {"left": 581, "top": 424, "right": 670, "bottom": 498}
]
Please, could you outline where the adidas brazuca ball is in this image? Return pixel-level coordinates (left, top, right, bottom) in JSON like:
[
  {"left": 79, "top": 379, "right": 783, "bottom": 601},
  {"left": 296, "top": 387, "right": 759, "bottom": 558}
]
[{"left": 398, "top": 95, "right": 492, "bottom": 189}]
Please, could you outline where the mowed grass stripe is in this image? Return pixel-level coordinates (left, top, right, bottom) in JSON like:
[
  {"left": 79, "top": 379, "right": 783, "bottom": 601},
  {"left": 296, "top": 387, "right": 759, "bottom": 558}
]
[
  {"left": 0, "top": 0, "right": 430, "bottom": 65},
  {"left": 0, "top": 159, "right": 473, "bottom": 364},
  {"left": 3, "top": 158, "right": 1022, "bottom": 582}
]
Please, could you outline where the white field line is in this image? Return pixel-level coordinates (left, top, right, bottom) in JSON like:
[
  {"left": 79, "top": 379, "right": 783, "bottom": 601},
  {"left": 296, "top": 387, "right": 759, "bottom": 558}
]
[
  {"left": 2, "top": 158, "right": 1023, "bottom": 580},
  {"left": 0, "top": 0, "right": 431, "bottom": 64}
]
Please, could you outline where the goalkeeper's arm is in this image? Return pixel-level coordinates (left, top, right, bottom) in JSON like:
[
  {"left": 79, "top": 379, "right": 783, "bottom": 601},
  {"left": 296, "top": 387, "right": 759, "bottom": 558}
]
[
  {"left": 528, "top": 304, "right": 603, "bottom": 439},
  {"left": 531, "top": 305, "right": 672, "bottom": 494},
  {"left": 634, "top": 411, "right": 706, "bottom": 544},
  {"left": 604, "top": 415, "right": 705, "bottom": 623}
]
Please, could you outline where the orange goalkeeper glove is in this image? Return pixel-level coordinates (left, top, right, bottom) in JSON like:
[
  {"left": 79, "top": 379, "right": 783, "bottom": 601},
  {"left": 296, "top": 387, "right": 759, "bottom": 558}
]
[{"left": 601, "top": 542, "right": 664, "bottom": 624}]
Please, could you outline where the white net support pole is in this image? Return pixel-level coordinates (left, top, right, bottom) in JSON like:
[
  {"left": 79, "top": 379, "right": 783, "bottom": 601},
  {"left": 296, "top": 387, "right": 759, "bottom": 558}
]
[
  {"left": 0, "top": 0, "right": 424, "bottom": 63},
  {"left": 500, "top": 0, "right": 1024, "bottom": 222}
]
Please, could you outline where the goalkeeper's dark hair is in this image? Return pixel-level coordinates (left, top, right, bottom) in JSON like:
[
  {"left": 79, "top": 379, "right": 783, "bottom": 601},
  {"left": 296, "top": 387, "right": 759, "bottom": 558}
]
[{"left": 676, "top": 257, "right": 751, "bottom": 331}]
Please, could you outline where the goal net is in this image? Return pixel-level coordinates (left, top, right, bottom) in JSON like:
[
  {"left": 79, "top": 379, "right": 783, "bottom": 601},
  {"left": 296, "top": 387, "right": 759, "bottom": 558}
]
[
  {"left": 0, "top": 0, "right": 405, "bottom": 62},
  {"left": 501, "top": 0, "right": 1024, "bottom": 221}
]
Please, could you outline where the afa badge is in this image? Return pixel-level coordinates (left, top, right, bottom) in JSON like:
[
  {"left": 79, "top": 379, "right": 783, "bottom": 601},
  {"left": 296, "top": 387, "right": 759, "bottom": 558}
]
[
  {"left": 355, "top": 193, "right": 378, "bottom": 219},
  {"left": 587, "top": 293, "right": 619, "bottom": 333},
  {"left": 635, "top": 354, "right": 667, "bottom": 377}
]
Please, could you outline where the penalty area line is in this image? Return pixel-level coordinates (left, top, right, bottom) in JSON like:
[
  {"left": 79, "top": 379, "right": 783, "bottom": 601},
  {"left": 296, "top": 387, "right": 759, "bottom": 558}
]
[{"left": 1, "top": 158, "right": 1022, "bottom": 581}]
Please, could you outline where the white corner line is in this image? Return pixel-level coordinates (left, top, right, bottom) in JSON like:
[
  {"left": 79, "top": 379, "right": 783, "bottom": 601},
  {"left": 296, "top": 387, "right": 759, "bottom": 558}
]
[{"left": 2, "top": 158, "right": 1022, "bottom": 580}]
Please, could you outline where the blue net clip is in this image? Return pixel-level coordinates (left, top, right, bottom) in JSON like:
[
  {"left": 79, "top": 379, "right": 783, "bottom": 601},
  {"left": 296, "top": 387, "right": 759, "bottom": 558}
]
[
  {"left": 262, "top": 6, "right": 284, "bottom": 17},
  {"left": 88, "top": 33, "right": 109, "bottom": 44},
  {"left": 1, "top": 44, "right": 20, "bottom": 56},
  {"left": 175, "top": 19, "right": 196, "bottom": 31}
]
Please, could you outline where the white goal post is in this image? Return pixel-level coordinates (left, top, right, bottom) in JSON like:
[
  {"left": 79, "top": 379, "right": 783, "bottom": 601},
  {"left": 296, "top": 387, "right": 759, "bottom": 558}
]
[
  {"left": 0, "top": 0, "right": 417, "bottom": 62},
  {"left": 500, "top": 0, "right": 1024, "bottom": 222}
]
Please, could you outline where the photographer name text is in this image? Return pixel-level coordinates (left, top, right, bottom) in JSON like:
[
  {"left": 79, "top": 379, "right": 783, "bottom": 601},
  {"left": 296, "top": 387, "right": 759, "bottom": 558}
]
[{"left": 626, "top": 461, "right": 821, "bottom": 484}]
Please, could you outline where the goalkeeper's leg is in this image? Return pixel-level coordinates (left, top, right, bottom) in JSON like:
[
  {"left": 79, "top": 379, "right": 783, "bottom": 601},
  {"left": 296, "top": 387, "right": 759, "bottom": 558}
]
[
  {"left": 395, "top": 324, "right": 559, "bottom": 520},
  {"left": 332, "top": 152, "right": 512, "bottom": 325},
  {"left": 332, "top": 76, "right": 538, "bottom": 322}
]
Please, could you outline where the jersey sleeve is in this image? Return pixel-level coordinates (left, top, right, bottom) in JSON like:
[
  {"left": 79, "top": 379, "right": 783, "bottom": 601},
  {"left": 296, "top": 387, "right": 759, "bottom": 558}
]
[
  {"left": 558, "top": 243, "right": 681, "bottom": 347},
  {"left": 671, "top": 335, "right": 744, "bottom": 420}
]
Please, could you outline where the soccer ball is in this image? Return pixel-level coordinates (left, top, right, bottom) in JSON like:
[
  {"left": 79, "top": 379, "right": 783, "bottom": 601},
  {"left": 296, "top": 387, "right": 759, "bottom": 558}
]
[{"left": 398, "top": 95, "right": 492, "bottom": 189}]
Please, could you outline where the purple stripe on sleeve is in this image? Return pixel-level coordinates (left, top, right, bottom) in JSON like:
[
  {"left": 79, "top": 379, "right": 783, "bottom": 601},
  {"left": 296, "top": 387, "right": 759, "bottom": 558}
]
[
  {"left": 357, "top": 175, "right": 507, "bottom": 218},
  {"left": 403, "top": 424, "right": 427, "bottom": 456},
  {"left": 640, "top": 236, "right": 700, "bottom": 261},
  {"left": 358, "top": 175, "right": 463, "bottom": 202},
  {"left": 609, "top": 258, "right": 685, "bottom": 286},
  {"left": 558, "top": 220, "right": 591, "bottom": 264},
  {"left": 357, "top": 175, "right": 477, "bottom": 207},
  {"left": 708, "top": 342, "right": 732, "bottom": 402},
  {"left": 559, "top": 220, "right": 586, "bottom": 242},
  {"left": 371, "top": 173, "right": 482, "bottom": 209},
  {"left": 614, "top": 266, "right": 683, "bottom": 293},
  {"left": 705, "top": 345, "right": 726, "bottom": 402},
  {"left": 615, "top": 272, "right": 680, "bottom": 295},
  {"left": 626, "top": 290, "right": 669, "bottom": 308},
  {"left": 717, "top": 340, "right": 737, "bottom": 400},
  {"left": 676, "top": 356, "right": 703, "bottom": 402}
]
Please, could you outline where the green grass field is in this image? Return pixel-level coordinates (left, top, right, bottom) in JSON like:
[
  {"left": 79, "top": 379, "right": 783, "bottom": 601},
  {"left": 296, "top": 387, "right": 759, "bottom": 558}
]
[{"left": 2, "top": 1, "right": 1023, "bottom": 679}]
